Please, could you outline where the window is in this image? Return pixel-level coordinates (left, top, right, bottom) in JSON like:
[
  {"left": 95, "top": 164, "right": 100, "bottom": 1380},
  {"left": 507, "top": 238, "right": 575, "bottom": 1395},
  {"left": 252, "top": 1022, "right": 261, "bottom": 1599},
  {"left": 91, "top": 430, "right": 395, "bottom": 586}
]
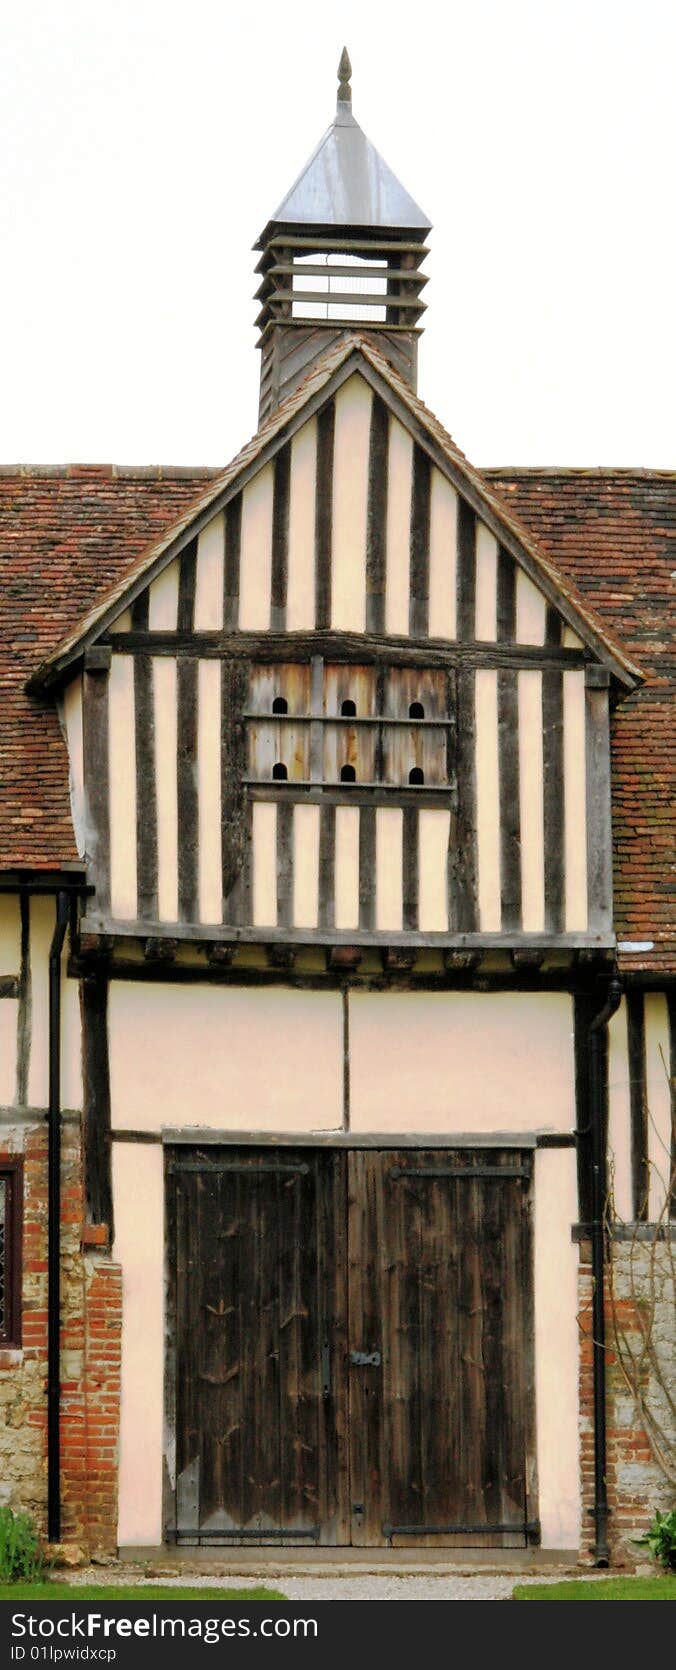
[
  {"left": 409, "top": 701, "right": 425, "bottom": 719},
  {"left": 340, "top": 763, "right": 357, "bottom": 783},
  {"left": 409, "top": 767, "right": 425, "bottom": 785},
  {"left": 0, "top": 1159, "right": 23, "bottom": 1348},
  {"left": 272, "top": 696, "right": 288, "bottom": 715},
  {"left": 341, "top": 699, "right": 357, "bottom": 717},
  {"left": 272, "top": 762, "right": 288, "bottom": 780}
]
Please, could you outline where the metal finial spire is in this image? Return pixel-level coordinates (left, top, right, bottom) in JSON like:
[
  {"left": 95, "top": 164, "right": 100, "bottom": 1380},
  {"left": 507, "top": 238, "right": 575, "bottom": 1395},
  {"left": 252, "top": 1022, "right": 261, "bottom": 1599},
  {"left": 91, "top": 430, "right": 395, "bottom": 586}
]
[{"left": 337, "top": 47, "right": 352, "bottom": 106}]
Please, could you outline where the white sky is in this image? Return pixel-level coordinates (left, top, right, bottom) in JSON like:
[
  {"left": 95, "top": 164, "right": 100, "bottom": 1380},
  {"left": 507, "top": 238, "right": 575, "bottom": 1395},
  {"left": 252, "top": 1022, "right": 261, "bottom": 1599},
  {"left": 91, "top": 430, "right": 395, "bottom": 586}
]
[{"left": 1, "top": 0, "right": 675, "bottom": 468}]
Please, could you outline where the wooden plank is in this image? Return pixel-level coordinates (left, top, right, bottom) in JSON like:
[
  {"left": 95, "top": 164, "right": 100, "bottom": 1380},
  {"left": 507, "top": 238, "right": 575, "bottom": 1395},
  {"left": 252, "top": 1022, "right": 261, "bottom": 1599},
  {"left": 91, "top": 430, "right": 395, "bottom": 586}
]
[
  {"left": 456, "top": 498, "right": 476, "bottom": 642},
  {"left": 175, "top": 1169, "right": 201, "bottom": 1534},
  {"left": 83, "top": 666, "right": 111, "bottom": 915},
  {"left": 409, "top": 445, "right": 431, "bottom": 638},
  {"left": 81, "top": 972, "right": 112, "bottom": 1234},
  {"left": 358, "top": 805, "right": 376, "bottom": 931},
  {"left": 365, "top": 395, "right": 389, "bottom": 634},
  {"left": 627, "top": 991, "right": 649, "bottom": 1220},
  {"left": 276, "top": 800, "right": 294, "bottom": 930},
  {"left": 585, "top": 678, "right": 612, "bottom": 934},
  {"left": 100, "top": 628, "right": 590, "bottom": 672},
  {"left": 545, "top": 605, "right": 562, "bottom": 646},
  {"left": 347, "top": 1151, "right": 384, "bottom": 1545},
  {"left": 497, "top": 669, "right": 522, "bottom": 931},
  {"left": 177, "top": 537, "right": 197, "bottom": 633},
  {"left": 134, "top": 653, "right": 158, "bottom": 919},
  {"left": 402, "top": 807, "right": 419, "bottom": 931},
  {"left": 496, "top": 546, "right": 516, "bottom": 642},
  {"left": 221, "top": 661, "right": 249, "bottom": 923},
  {"left": 270, "top": 444, "right": 290, "bottom": 632},
  {"left": 223, "top": 495, "right": 242, "bottom": 631},
  {"left": 448, "top": 669, "right": 477, "bottom": 931},
  {"left": 318, "top": 804, "right": 336, "bottom": 930},
  {"left": 314, "top": 401, "right": 335, "bottom": 630},
  {"left": 130, "top": 589, "right": 149, "bottom": 630},
  {"left": 177, "top": 657, "right": 199, "bottom": 923},
  {"left": 542, "top": 669, "right": 565, "bottom": 933}
]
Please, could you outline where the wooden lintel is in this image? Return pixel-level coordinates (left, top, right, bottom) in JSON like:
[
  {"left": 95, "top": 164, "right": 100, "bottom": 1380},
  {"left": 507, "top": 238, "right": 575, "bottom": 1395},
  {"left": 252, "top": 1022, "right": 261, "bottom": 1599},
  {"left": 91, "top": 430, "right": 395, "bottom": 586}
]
[
  {"left": 510, "top": 949, "right": 546, "bottom": 971},
  {"left": 144, "top": 937, "right": 178, "bottom": 963},
  {"left": 443, "top": 950, "right": 482, "bottom": 972},
  {"left": 328, "top": 946, "right": 363, "bottom": 972},
  {"left": 84, "top": 644, "right": 112, "bottom": 675},
  {"left": 266, "top": 944, "right": 297, "bottom": 971},
  {"left": 206, "top": 943, "right": 235, "bottom": 967},
  {"left": 381, "top": 947, "right": 416, "bottom": 972},
  {"left": 79, "top": 932, "right": 113, "bottom": 961}
]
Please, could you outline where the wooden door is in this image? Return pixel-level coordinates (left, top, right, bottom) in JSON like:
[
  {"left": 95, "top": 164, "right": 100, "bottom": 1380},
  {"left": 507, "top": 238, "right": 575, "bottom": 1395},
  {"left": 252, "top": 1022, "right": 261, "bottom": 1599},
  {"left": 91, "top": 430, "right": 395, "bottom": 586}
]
[
  {"left": 167, "top": 1148, "right": 349, "bottom": 1545},
  {"left": 167, "top": 1145, "right": 535, "bottom": 1547},
  {"left": 347, "top": 1149, "right": 535, "bottom": 1547}
]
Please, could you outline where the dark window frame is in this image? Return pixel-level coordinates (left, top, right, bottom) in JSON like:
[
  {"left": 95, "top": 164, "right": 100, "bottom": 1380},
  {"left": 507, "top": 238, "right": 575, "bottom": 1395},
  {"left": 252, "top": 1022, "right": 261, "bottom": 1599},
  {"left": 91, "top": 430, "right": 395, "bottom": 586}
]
[{"left": 0, "top": 1155, "right": 23, "bottom": 1348}]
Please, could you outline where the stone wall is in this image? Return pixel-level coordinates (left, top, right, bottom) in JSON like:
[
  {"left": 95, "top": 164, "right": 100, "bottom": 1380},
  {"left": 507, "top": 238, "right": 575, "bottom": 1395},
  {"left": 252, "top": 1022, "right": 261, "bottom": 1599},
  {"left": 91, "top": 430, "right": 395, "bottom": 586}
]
[
  {"left": 578, "top": 1237, "right": 675, "bottom": 1566},
  {"left": 0, "top": 1121, "right": 122, "bottom": 1557}
]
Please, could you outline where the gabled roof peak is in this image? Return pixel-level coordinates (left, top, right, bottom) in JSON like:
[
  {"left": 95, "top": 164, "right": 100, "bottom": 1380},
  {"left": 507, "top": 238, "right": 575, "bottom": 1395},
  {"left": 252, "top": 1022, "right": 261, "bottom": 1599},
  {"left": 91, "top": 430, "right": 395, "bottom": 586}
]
[{"left": 257, "top": 52, "right": 431, "bottom": 242}]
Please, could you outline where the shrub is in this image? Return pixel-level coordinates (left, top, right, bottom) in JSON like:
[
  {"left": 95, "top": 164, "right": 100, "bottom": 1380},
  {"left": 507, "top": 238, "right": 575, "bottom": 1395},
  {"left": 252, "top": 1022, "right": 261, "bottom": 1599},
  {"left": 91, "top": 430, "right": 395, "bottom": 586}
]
[
  {"left": 634, "top": 1509, "right": 676, "bottom": 1571},
  {"left": 0, "top": 1507, "right": 45, "bottom": 1583}
]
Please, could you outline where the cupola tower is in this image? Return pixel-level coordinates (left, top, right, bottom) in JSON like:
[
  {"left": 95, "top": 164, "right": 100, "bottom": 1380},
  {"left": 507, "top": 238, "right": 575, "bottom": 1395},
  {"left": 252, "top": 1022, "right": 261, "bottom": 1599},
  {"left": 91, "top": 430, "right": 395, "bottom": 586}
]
[{"left": 254, "top": 50, "right": 431, "bottom": 422}]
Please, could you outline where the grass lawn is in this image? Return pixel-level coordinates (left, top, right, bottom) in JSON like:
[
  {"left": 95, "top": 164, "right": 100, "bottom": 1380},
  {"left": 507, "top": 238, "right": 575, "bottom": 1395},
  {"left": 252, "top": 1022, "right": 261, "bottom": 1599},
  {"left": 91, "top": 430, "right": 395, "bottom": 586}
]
[
  {"left": 0, "top": 1584, "right": 285, "bottom": 1602},
  {"left": 514, "top": 1575, "right": 676, "bottom": 1601}
]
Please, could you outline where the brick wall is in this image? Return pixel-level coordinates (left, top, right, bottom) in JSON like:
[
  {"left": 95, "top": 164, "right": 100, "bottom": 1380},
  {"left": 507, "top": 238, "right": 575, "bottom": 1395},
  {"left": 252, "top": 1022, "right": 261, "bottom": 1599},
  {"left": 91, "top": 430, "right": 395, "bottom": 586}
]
[
  {"left": 578, "top": 1241, "right": 675, "bottom": 1566},
  {"left": 0, "top": 1123, "right": 121, "bottom": 1557}
]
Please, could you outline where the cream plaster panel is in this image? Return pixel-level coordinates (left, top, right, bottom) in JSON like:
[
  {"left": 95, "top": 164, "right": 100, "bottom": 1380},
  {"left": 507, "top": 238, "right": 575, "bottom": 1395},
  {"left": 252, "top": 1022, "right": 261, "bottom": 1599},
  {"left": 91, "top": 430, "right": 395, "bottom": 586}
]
[
  {"left": 475, "top": 670, "right": 501, "bottom": 931},
  {"left": 644, "top": 993, "right": 672, "bottom": 1218},
  {"left": 287, "top": 417, "right": 317, "bottom": 630},
  {"left": 608, "top": 999, "right": 633, "bottom": 1222},
  {"left": 563, "top": 671, "right": 588, "bottom": 931},
  {"left": 62, "top": 676, "right": 86, "bottom": 858},
  {"left": 515, "top": 568, "right": 546, "bottom": 645},
  {"left": 194, "top": 512, "right": 225, "bottom": 631},
  {"left": 239, "top": 463, "right": 274, "bottom": 630},
  {"left": 331, "top": 376, "right": 370, "bottom": 632},
  {"left": 109, "top": 655, "right": 138, "bottom": 921},
  {"left": 428, "top": 469, "right": 457, "bottom": 639},
  {"left": 0, "top": 896, "right": 21, "bottom": 976},
  {"left": 109, "top": 984, "right": 344, "bottom": 1130},
  {"left": 153, "top": 659, "right": 178, "bottom": 923},
  {"left": 114, "top": 1143, "right": 164, "bottom": 1545},
  {"left": 27, "top": 897, "right": 51, "bottom": 1109},
  {"left": 252, "top": 802, "right": 277, "bottom": 927},
  {"left": 474, "top": 524, "right": 498, "bottom": 641},
  {"left": 562, "top": 625, "right": 583, "bottom": 650},
  {"left": 0, "top": 1002, "right": 18, "bottom": 1104},
  {"left": 349, "top": 990, "right": 575, "bottom": 1131},
  {"left": 418, "top": 810, "right": 450, "bottom": 932},
  {"left": 385, "top": 418, "right": 413, "bottom": 635},
  {"left": 375, "top": 808, "right": 403, "bottom": 931},
  {"left": 148, "top": 561, "right": 179, "bottom": 631},
  {"left": 292, "top": 804, "right": 320, "bottom": 928},
  {"left": 197, "top": 660, "right": 222, "bottom": 924},
  {"left": 534, "top": 1148, "right": 581, "bottom": 1547},
  {"left": 334, "top": 806, "right": 360, "bottom": 931},
  {"left": 518, "top": 672, "right": 545, "bottom": 932},
  {"left": 110, "top": 607, "right": 132, "bottom": 633}
]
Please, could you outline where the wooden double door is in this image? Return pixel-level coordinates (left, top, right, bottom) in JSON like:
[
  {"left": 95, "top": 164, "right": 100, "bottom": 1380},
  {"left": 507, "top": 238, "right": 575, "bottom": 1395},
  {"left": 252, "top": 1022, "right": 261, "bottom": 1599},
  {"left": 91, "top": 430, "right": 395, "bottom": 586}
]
[{"left": 166, "top": 1147, "right": 537, "bottom": 1547}]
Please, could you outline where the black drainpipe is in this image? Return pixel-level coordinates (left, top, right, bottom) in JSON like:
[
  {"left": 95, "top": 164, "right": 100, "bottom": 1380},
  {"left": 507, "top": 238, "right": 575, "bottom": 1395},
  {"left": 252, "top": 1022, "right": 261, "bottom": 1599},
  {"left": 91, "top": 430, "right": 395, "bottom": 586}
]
[
  {"left": 587, "top": 971, "right": 622, "bottom": 1567},
  {"left": 48, "top": 890, "right": 70, "bottom": 1544}
]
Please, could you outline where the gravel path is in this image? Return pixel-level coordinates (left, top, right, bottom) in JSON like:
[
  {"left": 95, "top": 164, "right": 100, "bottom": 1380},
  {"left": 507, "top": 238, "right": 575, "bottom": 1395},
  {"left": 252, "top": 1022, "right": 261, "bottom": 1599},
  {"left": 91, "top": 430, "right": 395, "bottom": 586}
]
[{"left": 70, "top": 1569, "right": 584, "bottom": 1601}]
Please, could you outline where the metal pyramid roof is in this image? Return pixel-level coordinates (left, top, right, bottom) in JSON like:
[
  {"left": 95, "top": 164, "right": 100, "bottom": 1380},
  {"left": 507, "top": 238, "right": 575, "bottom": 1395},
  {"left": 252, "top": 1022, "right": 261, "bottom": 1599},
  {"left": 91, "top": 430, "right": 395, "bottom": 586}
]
[{"left": 260, "top": 54, "right": 431, "bottom": 238}]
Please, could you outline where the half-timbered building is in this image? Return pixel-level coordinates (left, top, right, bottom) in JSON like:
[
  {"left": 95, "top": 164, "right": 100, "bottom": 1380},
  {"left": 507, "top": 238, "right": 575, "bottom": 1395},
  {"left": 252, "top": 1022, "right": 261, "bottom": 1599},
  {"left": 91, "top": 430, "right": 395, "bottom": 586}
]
[{"left": 1, "top": 54, "right": 674, "bottom": 1565}]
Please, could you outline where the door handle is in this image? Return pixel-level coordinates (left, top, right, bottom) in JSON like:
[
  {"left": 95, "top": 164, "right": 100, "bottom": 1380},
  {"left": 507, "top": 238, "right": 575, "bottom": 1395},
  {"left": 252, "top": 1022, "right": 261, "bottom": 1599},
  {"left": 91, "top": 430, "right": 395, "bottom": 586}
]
[{"left": 349, "top": 1350, "right": 381, "bottom": 1367}]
